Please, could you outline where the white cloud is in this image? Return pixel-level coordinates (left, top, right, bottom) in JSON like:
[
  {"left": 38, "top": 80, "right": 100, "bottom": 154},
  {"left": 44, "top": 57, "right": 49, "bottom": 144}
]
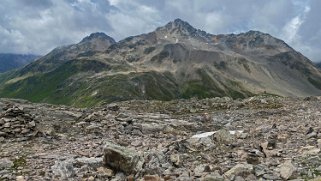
[
  {"left": 282, "top": 5, "right": 310, "bottom": 43},
  {"left": 105, "top": 1, "right": 161, "bottom": 39},
  {"left": 282, "top": 16, "right": 304, "bottom": 43},
  {"left": 0, "top": 0, "right": 320, "bottom": 62},
  {"left": 108, "top": 0, "right": 121, "bottom": 6}
]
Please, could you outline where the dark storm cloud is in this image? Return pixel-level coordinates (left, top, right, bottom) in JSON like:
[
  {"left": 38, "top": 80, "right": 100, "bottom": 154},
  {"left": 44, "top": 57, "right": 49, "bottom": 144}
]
[{"left": 0, "top": 0, "right": 320, "bottom": 62}]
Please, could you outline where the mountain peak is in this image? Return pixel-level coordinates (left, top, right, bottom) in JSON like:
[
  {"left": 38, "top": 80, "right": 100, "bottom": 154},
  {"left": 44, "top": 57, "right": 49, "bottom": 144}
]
[
  {"left": 157, "top": 18, "right": 198, "bottom": 36},
  {"left": 80, "top": 32, "right": 115, "bottom": 44},
  {"left": 171, "top": 18, "right": 191, "bottom": 26},
  {"left": 77, "top": 32, "right": 116, "bottom": 52}
]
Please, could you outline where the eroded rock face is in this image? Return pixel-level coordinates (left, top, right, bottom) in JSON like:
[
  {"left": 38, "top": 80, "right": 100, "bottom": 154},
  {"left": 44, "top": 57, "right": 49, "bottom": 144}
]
[{"left": 1, "top": 96, "right": 321, "bottom": 180}]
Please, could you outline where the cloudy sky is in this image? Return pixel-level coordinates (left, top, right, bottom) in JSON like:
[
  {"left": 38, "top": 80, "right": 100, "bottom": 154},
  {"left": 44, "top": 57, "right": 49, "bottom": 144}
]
[{"left": 1, "top": 0, "right": 320, "bottom": 62}]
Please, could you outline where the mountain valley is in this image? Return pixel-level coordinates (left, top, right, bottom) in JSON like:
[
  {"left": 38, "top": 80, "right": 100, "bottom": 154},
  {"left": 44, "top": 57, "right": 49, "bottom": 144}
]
[{"left": 0, "top": 54, "right": 39, "bottom": 73}]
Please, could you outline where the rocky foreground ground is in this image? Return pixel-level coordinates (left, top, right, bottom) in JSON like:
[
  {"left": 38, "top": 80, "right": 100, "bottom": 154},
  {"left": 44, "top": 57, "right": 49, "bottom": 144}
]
[{"left": 1, "top": 96, "right": 321, "bottom": 181}]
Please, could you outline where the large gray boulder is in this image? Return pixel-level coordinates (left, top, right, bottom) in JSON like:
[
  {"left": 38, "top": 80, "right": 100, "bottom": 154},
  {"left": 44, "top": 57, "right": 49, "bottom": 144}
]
[
  {"left": 103, "top": 141, "right": 169, "bottom": 176},
  {"left": 103, "top": 141, "right": 144, "bottom": 174}
]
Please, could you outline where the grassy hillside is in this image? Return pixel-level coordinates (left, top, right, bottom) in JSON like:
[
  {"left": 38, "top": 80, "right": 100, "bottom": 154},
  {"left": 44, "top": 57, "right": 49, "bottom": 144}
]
[{"left": 0, "top": 59, "right": 254, "bottom": 107}]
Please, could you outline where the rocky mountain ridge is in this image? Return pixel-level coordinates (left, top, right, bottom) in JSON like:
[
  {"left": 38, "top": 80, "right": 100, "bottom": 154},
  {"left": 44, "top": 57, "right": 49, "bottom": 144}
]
[{"left": 0, "top": 19, "right": 321, "bottom": 107}]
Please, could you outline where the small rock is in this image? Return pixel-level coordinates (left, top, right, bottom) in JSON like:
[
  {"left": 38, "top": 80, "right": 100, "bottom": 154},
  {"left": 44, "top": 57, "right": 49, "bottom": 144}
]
[
  {"left": 3, "top": 122, "right": 10, "bottom": 128},
  {"left": 237, "top": 132, "right": 248, "bottom": 139},
  {"left": 300, "top": 146, "right": 320, "bottom": 156},
  {"left": 76, "top": 121, "right": 87, "bottom": 127},
  {"left": 141, "top": 123, "right": 165, "bottom": 134},
  {"left": 246, "top": 149, "right": 264, "bottom": 164},
  {"left": 20, "top": 128, "right": 30, "bottom": 134},
  {"left": 263, "top": 173, "right": 280, "bottom": 180},
  {"left": 131, "top": 140, "right": 142, "bottom": 147},
  {"left": 76, "top": 157, "right": 103, "bottom": 167},
  {"left": 170, "top": 154, "right": 181, "bottom": 166},
  {"left": 144, "top": 175, "right": 161, "bottom": 181},
  {"left": 97, "top": 167, "right": 114, "bottom": 177},
  {"left": 0, "top": 132, "right": 6, "bottom": 137},
  {"left": 280, "top": 160, "right": 296, "bottom": 180},
  {"left": 87, "top": 176, "right": 95, "bottom": 181},
  {"left": 191, "top": 131, "right": 215, "bottom": 138},
  {"left": 16, "top": 176, "right": 25, "bottom": 181},
  {"left": 248, "top": 149, "right": 265, "bottom": 158},
  {"left": 234, "top": 176, "right": 245, "bottom": 181},
  {"left": 86, "top": 124, "right": 100, "bottom": 131},
  {"left": 214, "top": 129, "right": 234, "bottom": 144},
  {"left": 127, "top": 175, "right": 135, "bottom": 181},
  {"left": 224, "top": 163, "right": 253, "bottom": 179},
  {"left": 107, "top": 104, "right": 120, "bottom": 111},
  {"left": 245, "top": 174, "right": 257, "bottom": 181},
  {"left": 254, "top": 165, "right": 265, "bottom": 177},
  {"left": 0, "top": 158, "right": 14, "bottom": 170},
  {"left": 315, "top": 165, "right": 321, "bottom": 172},
  {"left": 115, "top": 113, "right": 132, "bottom": 122},
  {"left": 317, "top": 139, "right": 321, "bottom": 148},
  {"left": 194, "top": 164, "right": 210, "bottom": 177},
  {"left": 307, "top": 132, "right": 317, "bottom": 139},
  {"left": 186, "top": 136, "right": 213, "bottom": 149},
  {"left": 261, "top": 142, "right": 281, "bottom": 157},
  {"left": 28, "top": 121, "right": 36, "bottom": 127},
  {"left": 267, "top": 135, "right": 277, "bottom": 149},
  {"left": 306, "top": 127, "right": 314, "bottom": 134},
  {"left": 246, "top": 156, "right": 260, "bottom": 165},
  {"left": 202, "top": 171, "right": 224, "bottom": 181},
  {"left": 51, "top": 159, "right": 75, "bottom": 180},
  {"left": 111, "top": 173, "right": 126, "bottom": 181},
  {"left": 142, "top": 151, "right": 167, "bottom": 175}
]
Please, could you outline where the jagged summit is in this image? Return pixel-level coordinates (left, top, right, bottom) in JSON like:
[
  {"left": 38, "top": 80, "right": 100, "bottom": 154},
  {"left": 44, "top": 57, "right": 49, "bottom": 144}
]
[
  {"left": 216, "top": 30, "right": 275, "bottom": 40},
  {"left": 158, "top": 19, "right": 274, "bottom": 39},
  {"left": 80, "top": 32, "right": 115, "bottom": 44},
  {"left": 156, "top": 18, "right": 202, "bottom": 36},
  {"left": 166, "top": 18, "right": 196, "bottom": 31},
  {"left": 76, "top": 32, "right": 116, "bottom": 52}
]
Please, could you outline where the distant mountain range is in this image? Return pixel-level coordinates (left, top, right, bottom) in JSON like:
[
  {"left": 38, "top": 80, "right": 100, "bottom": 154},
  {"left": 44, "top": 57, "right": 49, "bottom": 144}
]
[
  {"left": 0, "top": 54, "right": 39, "bottom": 73},
  {"left": 0, "top": 19, "right": 321, "bottom": 107},
  {"left": 316, "top": 62, "right": 321, "bottom": 68}
]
